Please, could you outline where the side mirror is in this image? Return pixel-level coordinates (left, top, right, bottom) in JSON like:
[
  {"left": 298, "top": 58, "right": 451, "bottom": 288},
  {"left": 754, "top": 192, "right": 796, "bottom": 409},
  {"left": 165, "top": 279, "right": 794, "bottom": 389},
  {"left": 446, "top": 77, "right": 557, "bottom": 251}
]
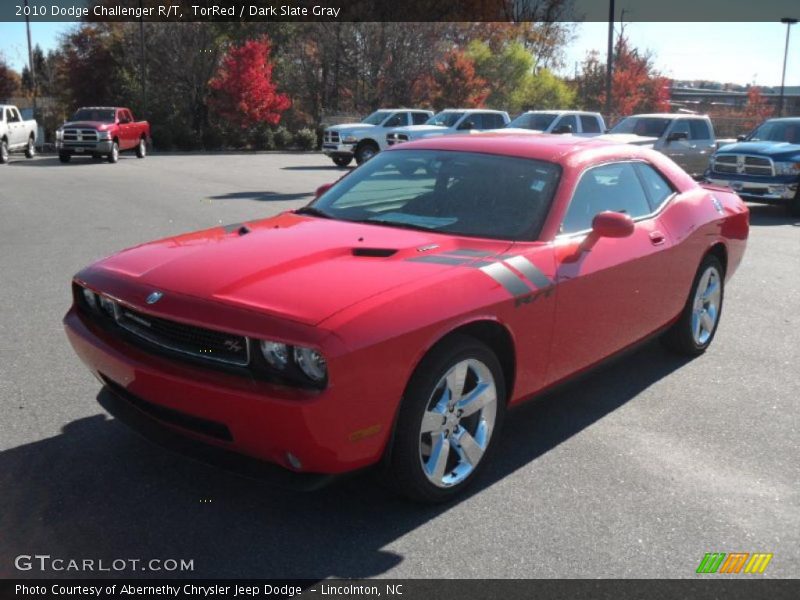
[
  {"left": 459, "top": 120, "right": 475, "bottom": 130},
  {"left": 666, "top": 131, "right": 689, "bottom": 142},
  {"left": 736, "top": 134, "right": 747, "bottom": 142},
  {"left": 553, "top": 124, "right": 573, "bottom": 134},
  {"left": 315, "top": 183, "right": 334, "bottom": 198},
  {"left": 591, "top": 211, "right": 635, "bottom": 238}
]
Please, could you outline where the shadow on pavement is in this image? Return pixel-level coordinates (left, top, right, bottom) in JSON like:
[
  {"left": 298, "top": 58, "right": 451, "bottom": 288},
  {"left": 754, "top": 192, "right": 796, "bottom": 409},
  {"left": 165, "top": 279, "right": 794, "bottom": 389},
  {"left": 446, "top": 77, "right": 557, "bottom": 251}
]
[
  {"left": 282, "top": 165, "right": 351, "bottom": 172},
  {"left": 746, "top": 203, "right": 799, "bottom": 227},
  {"left": 0, "top": 340, "right": 689, "bottom": 579},
  {"left": 208, "top": 191, "right": 311, "bottom": 202}
]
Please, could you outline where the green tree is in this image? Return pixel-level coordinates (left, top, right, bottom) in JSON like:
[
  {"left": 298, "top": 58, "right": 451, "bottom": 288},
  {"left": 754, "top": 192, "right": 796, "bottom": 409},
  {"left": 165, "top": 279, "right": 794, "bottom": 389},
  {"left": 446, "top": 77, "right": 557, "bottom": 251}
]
[
  {"left": 511, "top": 68, "right": 575, "bottom": 112},
  {"left": 468, "top": 40, "right": 533, "bottom": 109}
]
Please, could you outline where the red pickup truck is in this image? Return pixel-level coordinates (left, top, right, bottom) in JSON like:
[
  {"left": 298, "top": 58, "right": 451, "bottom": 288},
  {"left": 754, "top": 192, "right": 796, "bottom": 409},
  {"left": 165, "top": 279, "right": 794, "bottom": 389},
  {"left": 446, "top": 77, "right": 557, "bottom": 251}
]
[{"left": 56, "top": 107, "right": 151, "bottom": 163}]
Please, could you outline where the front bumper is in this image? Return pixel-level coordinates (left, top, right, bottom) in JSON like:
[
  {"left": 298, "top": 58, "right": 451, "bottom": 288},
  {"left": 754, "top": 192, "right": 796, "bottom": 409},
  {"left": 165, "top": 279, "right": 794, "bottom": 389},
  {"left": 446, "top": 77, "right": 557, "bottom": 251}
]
[
  {"left": 322, "top": 143, "right": 355, "bottom": 157},
  {"left": 63, "top": 306, "right": 393, "bottom": 475},
  {"left": 705, "top": 176, "right": 798, "bottom": 202},
  {"left": 56, "top": 140, "right": 113, "bottom": 155}
]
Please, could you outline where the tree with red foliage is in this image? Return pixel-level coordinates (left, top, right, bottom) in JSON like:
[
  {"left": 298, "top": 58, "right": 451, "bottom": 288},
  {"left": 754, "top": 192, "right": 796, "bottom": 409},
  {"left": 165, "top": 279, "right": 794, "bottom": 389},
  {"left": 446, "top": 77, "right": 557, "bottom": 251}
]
[
  {"left": 208, "top": 36, "right": 290, "bottom": 130},
  {"left": 0, "top": 56, "right": 21, "bottom": 100},
  {"left": 415, "top": 49, "right": 489, "bottom": 111},
  {"left": 743, "top": 86, "right": 774, "bottom": 124}
]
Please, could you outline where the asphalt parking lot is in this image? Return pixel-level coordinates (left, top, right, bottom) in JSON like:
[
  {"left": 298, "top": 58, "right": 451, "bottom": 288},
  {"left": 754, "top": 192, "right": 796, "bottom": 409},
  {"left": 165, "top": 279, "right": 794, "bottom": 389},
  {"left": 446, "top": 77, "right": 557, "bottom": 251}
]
[{"left": 0, "top": 152, "right": 798, "bottom": 579}]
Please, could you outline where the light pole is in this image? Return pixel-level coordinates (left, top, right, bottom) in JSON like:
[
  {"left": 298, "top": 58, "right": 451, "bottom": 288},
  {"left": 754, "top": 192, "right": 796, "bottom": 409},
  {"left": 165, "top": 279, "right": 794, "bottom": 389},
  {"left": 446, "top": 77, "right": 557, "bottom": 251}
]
[
  {"left": 604, "top": 0, "right": 615, "bottom": 119},
  {"left": 23, "top": 0, "right": 36, "bottom": 116},
  {"left": 778, "top": 17, "right": 797, "bottom": 117}
]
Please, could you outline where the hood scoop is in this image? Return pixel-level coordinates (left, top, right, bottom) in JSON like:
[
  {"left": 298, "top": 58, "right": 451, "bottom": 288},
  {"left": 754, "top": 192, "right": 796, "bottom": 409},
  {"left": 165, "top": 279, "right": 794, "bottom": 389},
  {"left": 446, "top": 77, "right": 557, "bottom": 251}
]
[{"left": 352, "top": 247, "right": 397, "bottom": 258}]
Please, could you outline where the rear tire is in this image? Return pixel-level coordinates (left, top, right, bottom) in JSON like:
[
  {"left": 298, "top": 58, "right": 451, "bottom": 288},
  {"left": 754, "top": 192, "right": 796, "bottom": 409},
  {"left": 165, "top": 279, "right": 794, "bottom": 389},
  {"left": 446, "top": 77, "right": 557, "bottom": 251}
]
[
  {"left": 58, "top": 153, "right": 71, "bottom": 163},
  {"left": 108, "top": 141, "right": 119, "bottom": 163},
  {"left": 332, "top": 156, "right": 351, "bottom": 167},
  {"left": 25, "top": 136, "right": 35, "bottom": 159},
  {"left": 136, "top": 137, "right": 146, "bottom": 159},
  {"left": 384, "top": 334, "right": 506, "bottom": 503},
  {"left": 0, "top": 139, "right": 8, "bottom": 164},
  {"left": 662, "top": 254, "right": 724, "bottom": 356}
]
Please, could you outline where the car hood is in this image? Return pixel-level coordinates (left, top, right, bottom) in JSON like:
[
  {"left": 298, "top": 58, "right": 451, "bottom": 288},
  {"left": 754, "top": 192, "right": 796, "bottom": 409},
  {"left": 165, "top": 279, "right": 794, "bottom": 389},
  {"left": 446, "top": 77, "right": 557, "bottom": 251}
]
[
  {"left": 597, "top": 133, "right": 659, "bottom": 146},
  {"left": 327, "top": 123, "right": 373, "bottom": 134},
  {"left": 715, "top": 140, "right": 800, "bottom": 159},
  {"left": 61, "top": 121, "right": 114, "bottom": 131},
  {"left": 90, "top": 212, "right": 510, "bottom": 326}
]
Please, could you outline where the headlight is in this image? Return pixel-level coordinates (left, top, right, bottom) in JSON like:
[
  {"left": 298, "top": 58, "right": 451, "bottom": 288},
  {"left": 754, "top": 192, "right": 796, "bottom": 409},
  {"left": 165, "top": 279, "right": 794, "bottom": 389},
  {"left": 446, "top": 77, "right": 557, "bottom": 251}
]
[
  {"left": 260, "top": 340, "right": 289, "bottom": 370},
  {"left": 98, "top": 130, "right": 111, "bottom": 140},
  {"left": 56, "top": 129, "right": 63, "bottom": 140},
  {"left": 774, "top": 161, "right": 800, "bottom": 176},
  {"left": 98, "top": 294, "right": 117, "bottom": 319},
  {"left": 293, "top": 347, "right": 327, "bottom": 382},
  {"left": 342, "top": 135, "right": 358, "bottom": 144},
  {"left": 82, "top": 287, "right": 97, "bottom": 311}
]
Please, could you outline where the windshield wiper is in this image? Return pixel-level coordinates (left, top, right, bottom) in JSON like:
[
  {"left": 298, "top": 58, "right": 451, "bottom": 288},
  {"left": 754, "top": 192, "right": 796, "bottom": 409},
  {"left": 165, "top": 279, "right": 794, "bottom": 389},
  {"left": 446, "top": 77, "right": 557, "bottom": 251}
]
[
  {"left": 295, "top": 206, "right": 333, "bottom": 219},
  {"left": 352, "top": 217, "right": 436, "bottom": 232}
]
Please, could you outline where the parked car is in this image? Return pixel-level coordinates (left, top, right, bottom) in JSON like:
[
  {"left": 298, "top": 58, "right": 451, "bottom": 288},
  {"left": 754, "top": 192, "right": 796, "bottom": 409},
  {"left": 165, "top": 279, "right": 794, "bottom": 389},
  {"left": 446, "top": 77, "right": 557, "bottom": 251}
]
[
  {"left": 322, "top": 109, "right": 433, "bottom": 166},
  {"left": 0, "top": 104, "right": 37, "bottom": 164},
  {"left": 56, "top": 107, "right": 150, "bottom": 163},
  {"left": 64, "top": 134, "right": 748, "bottom": 502},
  {"left": 499, "top": 110, "right": 606, "bottom": 136},
  {"left": 600, "top": 113, "right": 717, "bottom": 178},
  {"left": 704, "top": 117, "right": 800, "bottom": 216},
  {"left": 385, "top": 109, "right": 510, "bottom": 146}
]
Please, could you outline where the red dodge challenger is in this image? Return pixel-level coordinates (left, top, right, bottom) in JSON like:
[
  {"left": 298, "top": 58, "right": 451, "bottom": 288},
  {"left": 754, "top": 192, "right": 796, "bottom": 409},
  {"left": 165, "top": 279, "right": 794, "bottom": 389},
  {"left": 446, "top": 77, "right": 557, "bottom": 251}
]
[{"left": 64, "top": 134, "right": 749, "bottom": 502}]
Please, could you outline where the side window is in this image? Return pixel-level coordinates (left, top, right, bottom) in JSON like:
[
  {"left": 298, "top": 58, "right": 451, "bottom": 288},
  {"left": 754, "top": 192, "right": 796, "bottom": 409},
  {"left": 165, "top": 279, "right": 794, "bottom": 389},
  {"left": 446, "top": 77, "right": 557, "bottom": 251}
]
[
  {"left": 669, "top": 120, "right": 690, "bottom": 138},
  {"left": 412, "top": 112, "right": 430, "bottom": 125},
  {"left": 383, "top": 112, "right": 406, "bottom": 128},
  {"left": 689, "top": 119, "right": 711, "bottom": 140},
  {"left": 561, "top": 163, "right": 652, "bottom": 234},
  {"left": 554, "top": 114, "right": 577, "bottom": 133},
  {"left": 580, "top": 115, "right": 601, "bottom": 133},
  {"left": 459, "top": 114, "right": 481, "bottom": 130},
  {"left": 8, "top": 109, "right": 21, "bottom": 123},
  {"left": 636, "top": 163, "right": 675, "bottom": 210},
  {"left": 481, "top": 113, "right": 504, "bottom": 129}
]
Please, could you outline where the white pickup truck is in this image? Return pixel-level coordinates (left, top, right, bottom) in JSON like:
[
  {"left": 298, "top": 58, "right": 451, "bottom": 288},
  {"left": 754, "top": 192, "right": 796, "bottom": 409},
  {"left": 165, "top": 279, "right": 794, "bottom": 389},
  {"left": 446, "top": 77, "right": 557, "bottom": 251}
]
[
  {"left": 385, "top": 109, "right": 511, "bottom": 146},
  {"left": 0, "top": 104, "right": 37, "bottom": 164}
]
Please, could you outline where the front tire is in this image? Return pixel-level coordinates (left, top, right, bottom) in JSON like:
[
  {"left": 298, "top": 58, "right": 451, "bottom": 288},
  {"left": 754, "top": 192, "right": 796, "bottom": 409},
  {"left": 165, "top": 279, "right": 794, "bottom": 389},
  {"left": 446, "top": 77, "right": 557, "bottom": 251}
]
[
  {"left": 58, "top": 153, "right": 71, "bottom": 163},
  {"left": 354, "top": 142, "right": 379, "bottom": 165},
  {"left": 108, "top": 141, "right": 119, "bottom": 163},
  {"left": 136, "top": 137, "right": 146, "bottom": 159},
  {"left": 332, "top": 155, "right": 352, "bottom": 167},
  {"left": 385, "top": 335, "right": 505, "bottom": 503},
  {"left": 662, "top": 254, "right": 724, "bottom": 356},
  {"left": 0, "top": 139, "right": 8, "bottom": 164},
  {"left": 25, "top": 136, "right": 35, "bottom": 159},
  {"left": 788, "top": 188, "right": 800, "bottom": 218}
]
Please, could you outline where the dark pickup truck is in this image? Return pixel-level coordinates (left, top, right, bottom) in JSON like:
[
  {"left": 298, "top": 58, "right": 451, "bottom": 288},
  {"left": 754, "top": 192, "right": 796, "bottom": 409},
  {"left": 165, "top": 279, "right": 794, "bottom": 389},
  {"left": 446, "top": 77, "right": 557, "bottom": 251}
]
[
  {"left": 705, "top": 117, "right": 800, "bottom": 216},
  {"left": 56, "top": 106, "right": 150, "bottom": 163}
]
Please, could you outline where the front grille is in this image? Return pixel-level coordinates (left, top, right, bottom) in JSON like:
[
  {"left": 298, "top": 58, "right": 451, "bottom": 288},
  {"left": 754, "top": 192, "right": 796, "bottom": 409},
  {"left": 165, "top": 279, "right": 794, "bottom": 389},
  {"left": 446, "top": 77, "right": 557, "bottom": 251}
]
[
  {"left": 115, "top": 304, "right": 250, "bottom": 367},
  {"left": 63, "top": 128, "right": 99, "bottom": 142},
  {"left": 713, "top": 154, "right": 774, "bottom": 176},
  {"left": 324, "top": 131, "right": 340, "bottom": 143}
]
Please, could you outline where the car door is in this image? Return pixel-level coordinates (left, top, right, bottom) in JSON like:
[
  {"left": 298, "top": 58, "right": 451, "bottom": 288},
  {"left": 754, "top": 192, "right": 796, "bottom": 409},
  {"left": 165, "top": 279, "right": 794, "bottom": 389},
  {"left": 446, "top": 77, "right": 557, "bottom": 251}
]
[
  {"left": 7, "top": 108, "right": 23, "bottom": 148},
  {"left": 120, "top": 109, "right": 136, "bottom": 149},
  {"left": 688, "top": 119, "right": 716, "bottom": 176},
  {"left": 659, "top": 119, "right": 696, "bottom": 174},
  {"left": 455, "top": 113, "right": 481, "bottom": 134},
  {"left": 546, "top": 161, "right": 676, "bottom": 384}
]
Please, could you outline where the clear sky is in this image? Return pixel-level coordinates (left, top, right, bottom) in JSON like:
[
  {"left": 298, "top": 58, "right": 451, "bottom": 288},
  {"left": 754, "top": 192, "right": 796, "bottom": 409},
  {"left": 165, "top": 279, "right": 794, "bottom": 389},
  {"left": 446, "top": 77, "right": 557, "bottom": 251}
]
[{"left": 0, "top": 21, "right": 798, "bottom": 88}]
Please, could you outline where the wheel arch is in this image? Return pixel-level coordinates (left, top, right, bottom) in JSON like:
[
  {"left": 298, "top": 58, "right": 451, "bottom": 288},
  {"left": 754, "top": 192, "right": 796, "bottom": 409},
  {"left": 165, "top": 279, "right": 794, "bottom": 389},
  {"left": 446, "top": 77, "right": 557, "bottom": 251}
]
[{"left": 706, "top": 241, "right": 728, "bottom": 276}]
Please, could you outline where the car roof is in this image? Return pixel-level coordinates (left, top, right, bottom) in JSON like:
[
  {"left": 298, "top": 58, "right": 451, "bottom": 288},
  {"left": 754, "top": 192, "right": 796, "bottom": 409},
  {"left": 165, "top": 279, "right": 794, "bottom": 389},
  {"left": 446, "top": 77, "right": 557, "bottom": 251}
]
[
  {"left": 438, "top": 108, "right": 507, "bottom": 114},
  {"left": 520, "top": 110, "right": 600, "bottom": 116},
  {"left": 390, "top": 132, "right": 651, "bottom": 162},
  {"left": 75, "top": 106, "right": 123, "bottom": 110},
  {"left": 377, "top": 108, "right": 432, "bottom": 112},
  {"left": 625, "top": 113, "right": 708, "bottom": 119}
]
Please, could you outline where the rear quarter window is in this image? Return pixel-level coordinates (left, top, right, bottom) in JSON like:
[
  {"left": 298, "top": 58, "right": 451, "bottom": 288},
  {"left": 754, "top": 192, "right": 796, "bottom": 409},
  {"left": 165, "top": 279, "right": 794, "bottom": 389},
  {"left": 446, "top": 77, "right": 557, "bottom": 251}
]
[{"left": 580, "top": 115, "right": 601, "bottom": 133}]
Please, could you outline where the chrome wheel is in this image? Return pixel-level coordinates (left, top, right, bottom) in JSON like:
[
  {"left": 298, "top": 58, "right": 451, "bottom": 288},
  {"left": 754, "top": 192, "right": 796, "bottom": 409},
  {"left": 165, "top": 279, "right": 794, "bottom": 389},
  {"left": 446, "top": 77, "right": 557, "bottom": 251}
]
[
  {"left": 419, "top": 358, "right": 498, "bottom": 488},
  {"left": 137, "top": 138, "right": 146, "bottom": 158},
  {"left": 691, "top": 265, "right": 721, "bottom": 346}
]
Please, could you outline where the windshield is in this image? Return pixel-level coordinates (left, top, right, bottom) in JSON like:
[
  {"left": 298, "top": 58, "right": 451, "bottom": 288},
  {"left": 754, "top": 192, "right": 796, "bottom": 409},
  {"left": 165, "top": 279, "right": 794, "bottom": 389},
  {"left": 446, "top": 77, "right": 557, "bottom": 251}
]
[
  {"left": 746, "top": 119, "right": 800, "bottom": 144},
  {"left": 426, "top": 111, "right": 465, "bottom": 127},
  {"left": 308, "top": 150, "right": 561, "bottom": 240},
  {"left": 362, "top": 111, "right": 393, "bottom": 125},
  {"left": 508, "top": 113, "right": 558, "bottom": 131},
  {"left": 71, "top": 109, "right": 116, "bottom": 122},
  {"left": 610, "top": 117, "right": 670, "bottom": 137}
]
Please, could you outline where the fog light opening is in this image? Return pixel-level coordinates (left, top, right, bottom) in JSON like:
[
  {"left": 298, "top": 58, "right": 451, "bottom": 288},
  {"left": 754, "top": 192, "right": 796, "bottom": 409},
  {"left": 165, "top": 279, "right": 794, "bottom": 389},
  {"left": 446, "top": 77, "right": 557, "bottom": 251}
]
[{"left": 285, "top": 452, "right": 303, "bottom": 470}]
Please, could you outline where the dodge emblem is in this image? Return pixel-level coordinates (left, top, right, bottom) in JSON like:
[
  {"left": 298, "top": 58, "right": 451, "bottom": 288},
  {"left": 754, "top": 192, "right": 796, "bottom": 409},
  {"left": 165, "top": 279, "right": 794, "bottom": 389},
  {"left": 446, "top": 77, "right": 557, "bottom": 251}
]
[{"left": 146, "top": 291, "right": 164, "bottom": 304}]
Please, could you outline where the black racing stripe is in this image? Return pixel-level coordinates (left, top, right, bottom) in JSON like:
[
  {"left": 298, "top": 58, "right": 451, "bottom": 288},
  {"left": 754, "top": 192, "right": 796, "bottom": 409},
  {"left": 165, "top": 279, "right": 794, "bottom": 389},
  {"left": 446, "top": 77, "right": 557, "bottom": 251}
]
[
  {"left": 442, "top": 249, "right": 495, "bottom": 257},
  {"left": 406, "top": 256, "right": 473, "bottom": 266},
  {"left": 480, "top": 263, "right": 532, "bottom": 297},
  {"left": 504, "top": 255, "right": 553, "bottom": 289}
]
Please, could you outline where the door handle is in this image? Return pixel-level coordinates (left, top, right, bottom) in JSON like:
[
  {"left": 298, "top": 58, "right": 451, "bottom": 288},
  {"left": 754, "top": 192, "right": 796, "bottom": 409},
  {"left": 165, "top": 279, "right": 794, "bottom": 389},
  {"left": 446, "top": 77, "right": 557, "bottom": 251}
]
[{"left": 649, "top": 231, "right": 666, "bottom": 245}]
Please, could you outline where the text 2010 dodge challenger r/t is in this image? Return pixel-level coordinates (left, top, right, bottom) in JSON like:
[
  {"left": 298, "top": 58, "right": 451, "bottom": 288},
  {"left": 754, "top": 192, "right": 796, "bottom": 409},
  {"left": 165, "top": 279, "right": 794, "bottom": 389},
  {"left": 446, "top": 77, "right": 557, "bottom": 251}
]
[{"left": 64, "top": 134, "right": 749, "bottom": 502}]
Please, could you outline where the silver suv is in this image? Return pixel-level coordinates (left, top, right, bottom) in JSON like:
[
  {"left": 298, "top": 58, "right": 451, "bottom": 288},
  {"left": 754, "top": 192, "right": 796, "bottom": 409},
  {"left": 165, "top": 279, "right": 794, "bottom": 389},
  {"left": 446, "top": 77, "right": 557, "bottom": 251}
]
[{"left": 322, "top": 109, "right": 433, "bottom": 167}]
